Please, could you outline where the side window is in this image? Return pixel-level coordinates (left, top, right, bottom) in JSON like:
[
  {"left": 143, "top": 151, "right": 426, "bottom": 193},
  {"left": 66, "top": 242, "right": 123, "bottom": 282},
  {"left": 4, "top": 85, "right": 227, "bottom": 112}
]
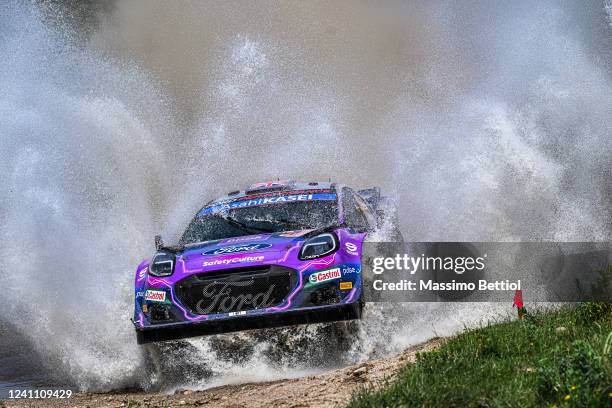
[
  {"left": 342, "top": 187, "right": 369, "bottom": 230},
  {"left": 353, "top": 193, "right": 376, "bottom": 227}
]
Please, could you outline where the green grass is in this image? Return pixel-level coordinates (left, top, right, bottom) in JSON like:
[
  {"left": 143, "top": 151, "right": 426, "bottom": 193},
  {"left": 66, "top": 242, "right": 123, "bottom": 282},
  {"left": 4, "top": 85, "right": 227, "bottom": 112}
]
[{"left": 349, "top": 303, "right": 612, "bottom": 407}]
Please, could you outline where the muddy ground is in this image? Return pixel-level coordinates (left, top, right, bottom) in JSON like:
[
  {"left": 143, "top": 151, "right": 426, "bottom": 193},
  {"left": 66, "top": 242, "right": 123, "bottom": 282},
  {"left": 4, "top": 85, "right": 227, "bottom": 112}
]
[{"left": 4, "top": 338, "right": 442, "bottom": 408}]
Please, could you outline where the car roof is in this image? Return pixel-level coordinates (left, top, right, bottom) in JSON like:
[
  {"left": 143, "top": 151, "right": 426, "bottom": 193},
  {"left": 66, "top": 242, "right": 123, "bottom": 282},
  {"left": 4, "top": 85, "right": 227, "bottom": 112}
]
[{"left": 208, "top": 180, "right": 336, "bottom": 205}]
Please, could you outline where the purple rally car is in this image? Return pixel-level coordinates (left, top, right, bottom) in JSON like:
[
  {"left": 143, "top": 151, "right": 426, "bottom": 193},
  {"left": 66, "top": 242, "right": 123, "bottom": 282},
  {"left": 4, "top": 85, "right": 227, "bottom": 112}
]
[{"left": 132, "top": 180, "right": 389, "bottom": 344}]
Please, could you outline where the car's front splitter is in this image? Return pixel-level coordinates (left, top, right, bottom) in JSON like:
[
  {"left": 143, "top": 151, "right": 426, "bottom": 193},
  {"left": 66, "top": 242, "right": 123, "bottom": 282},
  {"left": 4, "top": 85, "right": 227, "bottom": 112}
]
[{"left": 134, "top": 301, "right": 362, "bottom": 344}]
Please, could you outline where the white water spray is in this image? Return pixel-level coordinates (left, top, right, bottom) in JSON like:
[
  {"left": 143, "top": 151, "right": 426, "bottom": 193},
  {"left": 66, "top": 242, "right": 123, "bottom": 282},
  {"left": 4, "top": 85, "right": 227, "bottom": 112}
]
[{"left": 1, "top": 0, "right": 611, "bottom": 392}]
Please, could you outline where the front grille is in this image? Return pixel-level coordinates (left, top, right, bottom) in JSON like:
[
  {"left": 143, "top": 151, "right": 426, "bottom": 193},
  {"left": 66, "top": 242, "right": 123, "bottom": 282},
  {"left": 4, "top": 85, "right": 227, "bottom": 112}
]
[{"left": 175, "top": 266, "right": 296, "bottom": 315}]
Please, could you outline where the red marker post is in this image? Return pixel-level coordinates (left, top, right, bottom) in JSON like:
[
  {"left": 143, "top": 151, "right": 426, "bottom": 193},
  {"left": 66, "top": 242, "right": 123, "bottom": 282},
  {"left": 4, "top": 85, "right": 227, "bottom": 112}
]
[{"left": 513, "top": 290, "right": 526, "bottom": 319}]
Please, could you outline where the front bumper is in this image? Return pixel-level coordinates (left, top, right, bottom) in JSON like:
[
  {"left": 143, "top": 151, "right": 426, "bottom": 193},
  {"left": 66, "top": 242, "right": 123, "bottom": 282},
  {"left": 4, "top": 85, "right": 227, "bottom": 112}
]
[{"left": 134, "top": 301, "right": 362, "bottom": 344}]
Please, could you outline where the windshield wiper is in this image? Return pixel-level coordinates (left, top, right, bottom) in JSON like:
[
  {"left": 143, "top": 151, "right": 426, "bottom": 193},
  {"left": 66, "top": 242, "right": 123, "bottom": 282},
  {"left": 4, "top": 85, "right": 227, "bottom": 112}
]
[
  {"left": 242, "top": 217, "right": 313, "bottom": 230},
  {"left": 221, "top": 215, "right": 276, "bottom": 233},
  {"left": 277, "top": 218, "right": 314, "bottom": 230}
]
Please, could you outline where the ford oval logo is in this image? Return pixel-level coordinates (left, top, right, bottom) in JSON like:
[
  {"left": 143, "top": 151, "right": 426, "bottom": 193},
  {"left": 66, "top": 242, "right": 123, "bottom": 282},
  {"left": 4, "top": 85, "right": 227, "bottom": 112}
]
[{"left": 203, "top": 243, "right": 273, "bottom": 256}]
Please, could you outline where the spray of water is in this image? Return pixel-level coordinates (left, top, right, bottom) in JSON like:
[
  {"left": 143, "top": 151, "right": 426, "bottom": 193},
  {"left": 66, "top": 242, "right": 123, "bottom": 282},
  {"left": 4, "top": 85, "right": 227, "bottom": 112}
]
[
  {"left": 0, "top": 1, "right": 176, "bottom": 391},
  {"left": 1, "top": 0, "right": 611, "bottom": 392}
]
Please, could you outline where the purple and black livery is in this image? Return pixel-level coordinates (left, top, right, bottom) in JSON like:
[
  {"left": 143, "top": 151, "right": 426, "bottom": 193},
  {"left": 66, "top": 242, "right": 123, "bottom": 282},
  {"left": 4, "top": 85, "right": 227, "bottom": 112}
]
[{"left": 132, "top": 180, "right": 383, "bottom": 344}]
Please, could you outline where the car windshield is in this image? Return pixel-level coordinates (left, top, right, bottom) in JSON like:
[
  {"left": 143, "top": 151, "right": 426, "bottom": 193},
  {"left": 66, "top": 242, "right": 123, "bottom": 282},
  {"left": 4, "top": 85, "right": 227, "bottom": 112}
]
[{"left": 180, "top": 199, "right": 339, "bottom": 245}]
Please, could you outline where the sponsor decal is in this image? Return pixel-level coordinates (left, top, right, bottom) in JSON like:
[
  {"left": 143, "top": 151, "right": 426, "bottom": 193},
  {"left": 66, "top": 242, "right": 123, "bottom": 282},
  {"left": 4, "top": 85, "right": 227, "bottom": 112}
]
[
  {"left": 198, "top": 193, "right": 337, "bottom": 216},
  {"left": 145, "top": 290, "right": 166, "bottom": 302},
  {"left": 202, "top": 255, "right": 265, "bottom": 267},
  {"left": 308, "top": 267, "right": 342, "bottom": 284},
  {"left": 342, "top": 266, "right": 360, "bottom": 275},
  {"left": 203, "top": 243, "right": 273, "bottom": 256},
  {"left": 243, "top": 189, "right": 331, "bottom": 199},
  {"left": 237, "top": 189, "right": 333, "bottom": 202},
  {"left": 215, "top": 189, "right": 333, "bottom": 204},
  {"left": 138, "top": 268, "right": 147, "bottom": 281},
  {"left": 136, "top": 291, "right": 145, "bottom": 298},
  {"left": 195, "top": 281, "right": 277, "bottom": 314},
  {"left": 345, "top": 242, "right": 358, "bottom": 256},
  {"left": 340, "top": 281, "right": 353, "bottom": 290}
]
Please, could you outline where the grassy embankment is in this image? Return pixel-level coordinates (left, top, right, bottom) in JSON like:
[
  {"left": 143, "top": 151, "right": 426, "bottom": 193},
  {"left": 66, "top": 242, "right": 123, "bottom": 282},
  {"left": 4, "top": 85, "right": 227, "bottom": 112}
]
[{"left": 350, "top": 301, "right": 611, "bottom": 407}]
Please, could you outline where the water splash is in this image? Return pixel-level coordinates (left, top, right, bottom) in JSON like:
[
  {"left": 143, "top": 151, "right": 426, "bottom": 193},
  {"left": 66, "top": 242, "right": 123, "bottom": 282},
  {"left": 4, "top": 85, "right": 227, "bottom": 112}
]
[
  {"left": 0, "top": 1, "right": 173, "bottom": 391},
  {"left": 1, "top": 0, "right": 611, "bottom": 393}
]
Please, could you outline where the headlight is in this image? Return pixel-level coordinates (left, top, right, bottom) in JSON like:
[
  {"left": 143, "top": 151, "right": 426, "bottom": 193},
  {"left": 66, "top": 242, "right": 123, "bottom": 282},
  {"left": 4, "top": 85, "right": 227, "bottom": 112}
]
[
  {"left": 299, "top": 233, "right": 338, "bottom": 260},
  {"left": 148, "top": 252, "right": 175, "bottom": 277}
]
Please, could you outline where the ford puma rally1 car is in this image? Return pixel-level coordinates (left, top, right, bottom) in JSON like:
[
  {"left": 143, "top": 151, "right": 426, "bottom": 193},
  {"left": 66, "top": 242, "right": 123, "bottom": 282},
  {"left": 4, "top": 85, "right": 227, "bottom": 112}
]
[{"left": 132, "top": 180, "right": 393, "bottom": 344}]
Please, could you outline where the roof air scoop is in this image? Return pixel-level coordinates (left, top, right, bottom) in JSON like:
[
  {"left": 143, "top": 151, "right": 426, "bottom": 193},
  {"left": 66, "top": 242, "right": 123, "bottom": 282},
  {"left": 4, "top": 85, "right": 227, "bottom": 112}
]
[{"left": 245, "top": 180, "right": 294, "bottom": 195}]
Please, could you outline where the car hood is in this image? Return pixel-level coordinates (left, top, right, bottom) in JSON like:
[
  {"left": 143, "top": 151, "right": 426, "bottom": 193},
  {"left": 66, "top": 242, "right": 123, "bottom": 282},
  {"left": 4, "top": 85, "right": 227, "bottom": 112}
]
[{"left": 176, "top": 230, "right": 315, "bottom": 275}]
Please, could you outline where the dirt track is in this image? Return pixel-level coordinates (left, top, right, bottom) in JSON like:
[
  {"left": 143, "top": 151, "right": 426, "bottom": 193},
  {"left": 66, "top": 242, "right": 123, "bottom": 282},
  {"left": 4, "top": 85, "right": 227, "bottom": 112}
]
[{"left": 5, "top": 338, "right": 442, "bottom": 408}]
